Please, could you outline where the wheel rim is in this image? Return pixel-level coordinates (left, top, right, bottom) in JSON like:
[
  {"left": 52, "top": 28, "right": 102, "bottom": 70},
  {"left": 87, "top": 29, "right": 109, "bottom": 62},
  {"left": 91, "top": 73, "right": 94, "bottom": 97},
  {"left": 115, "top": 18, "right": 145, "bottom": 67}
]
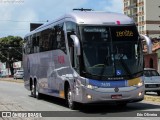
[
  {"left": 67, "top": 89, "right": 73, "bottom": 108},
  {"left": 31, "top": 85, "right": 34, "bottom": 95},
  {"left": 35, "top": 83, "right": 38, "bottom": 97}
]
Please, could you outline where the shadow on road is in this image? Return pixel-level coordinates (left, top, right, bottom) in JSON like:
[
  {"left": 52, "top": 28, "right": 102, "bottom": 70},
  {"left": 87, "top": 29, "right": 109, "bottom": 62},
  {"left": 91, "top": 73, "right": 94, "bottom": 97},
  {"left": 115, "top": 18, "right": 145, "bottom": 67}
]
[{"left": 29, "top": 94, "right": 160, "bottom": 115}]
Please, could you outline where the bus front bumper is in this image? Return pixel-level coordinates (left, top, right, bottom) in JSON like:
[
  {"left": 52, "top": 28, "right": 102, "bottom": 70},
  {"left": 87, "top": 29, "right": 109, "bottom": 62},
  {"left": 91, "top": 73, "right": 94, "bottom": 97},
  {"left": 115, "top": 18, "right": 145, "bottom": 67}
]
[{"left": 77, "top": 86, "right": 144, "bottom": 104}]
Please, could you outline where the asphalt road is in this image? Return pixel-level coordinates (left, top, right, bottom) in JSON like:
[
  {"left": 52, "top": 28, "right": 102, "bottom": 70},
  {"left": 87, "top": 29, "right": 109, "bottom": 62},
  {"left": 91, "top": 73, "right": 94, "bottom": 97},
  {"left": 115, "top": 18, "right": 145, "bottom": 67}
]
[{"left": 0, "top": 80, "right": 160, "bottom": 120}]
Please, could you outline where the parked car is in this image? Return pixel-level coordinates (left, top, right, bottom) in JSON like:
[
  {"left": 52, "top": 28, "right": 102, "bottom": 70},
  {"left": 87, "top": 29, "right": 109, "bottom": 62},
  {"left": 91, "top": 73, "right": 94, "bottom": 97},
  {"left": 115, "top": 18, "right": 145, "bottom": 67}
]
[
  {"left": 143, "top": 68, "right": 160, "bottom": 96},
  {"left": 14, "top": 70, "right": 24, "bottom": 79}
]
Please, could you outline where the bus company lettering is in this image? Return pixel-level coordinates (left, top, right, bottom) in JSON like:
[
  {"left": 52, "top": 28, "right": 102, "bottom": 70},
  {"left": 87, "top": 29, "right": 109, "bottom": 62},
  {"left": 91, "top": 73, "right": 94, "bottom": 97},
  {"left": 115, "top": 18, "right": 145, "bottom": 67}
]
[
  {"left": 58, "top": 56, "right": 65, "bottom": 64},
  {"left": 116, "top": 30, "right": 133, "bottom": 37}
]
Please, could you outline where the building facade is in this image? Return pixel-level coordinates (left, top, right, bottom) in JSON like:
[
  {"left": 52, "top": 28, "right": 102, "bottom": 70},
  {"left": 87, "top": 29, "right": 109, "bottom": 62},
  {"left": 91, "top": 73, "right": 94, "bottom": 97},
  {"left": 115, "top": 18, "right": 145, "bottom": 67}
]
[{"left": 123, "top": 0, "right": 160, "bottom": 38}]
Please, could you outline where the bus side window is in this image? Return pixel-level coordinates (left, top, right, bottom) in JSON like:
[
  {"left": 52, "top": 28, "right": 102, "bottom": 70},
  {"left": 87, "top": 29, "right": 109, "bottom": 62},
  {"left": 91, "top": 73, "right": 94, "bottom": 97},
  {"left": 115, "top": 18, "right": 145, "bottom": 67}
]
[
  {"left": 48, "top": 27, "right": 54, "bottom": 50},
  {"left": 23, "top": 38, "right": 27, "bottom": 54},
  {"left": 32, "top": 35, "right": 37, "bottom": 53},
  {"left": 55, "top": 24, "right": 66, "bottom": 53},
  {"left": 51, "top": 26, "right": 58, "bottom": 50},
  {"left": 32, "top": 35, "right": 40, "bottom": 53},
  {"left": 27, "top": 36, "right": 31, "bottom": 54}
]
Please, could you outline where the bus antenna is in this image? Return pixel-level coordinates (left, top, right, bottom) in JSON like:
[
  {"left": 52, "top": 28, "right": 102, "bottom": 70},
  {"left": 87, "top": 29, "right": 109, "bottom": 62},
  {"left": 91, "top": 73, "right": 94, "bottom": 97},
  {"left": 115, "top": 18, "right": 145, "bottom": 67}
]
[{"left": 73, "top": 8, "right": 93, "bottom": 11}]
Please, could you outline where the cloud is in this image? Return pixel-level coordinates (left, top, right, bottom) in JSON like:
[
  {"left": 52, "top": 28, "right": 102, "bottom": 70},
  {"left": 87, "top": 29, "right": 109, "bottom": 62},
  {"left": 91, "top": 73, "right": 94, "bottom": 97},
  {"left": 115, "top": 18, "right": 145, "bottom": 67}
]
[
  {"left": 0, "top": 0, "right": 88, "bottom": 38},
  {"left": 104, "top": 0, "right": 123, "bottom": 13},
  {"left": 0, "top": 0, "right": 123, "bottom": 38}
]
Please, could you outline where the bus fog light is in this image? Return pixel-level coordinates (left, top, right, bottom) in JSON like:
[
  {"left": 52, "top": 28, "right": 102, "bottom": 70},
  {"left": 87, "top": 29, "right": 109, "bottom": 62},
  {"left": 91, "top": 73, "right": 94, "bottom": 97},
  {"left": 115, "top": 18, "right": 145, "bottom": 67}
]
[
  {"left": 138, "top": 92, "right": 142, "bottom": 96},
  {"left": 87, "top": 94, "right": 92, "bottom": 99}
]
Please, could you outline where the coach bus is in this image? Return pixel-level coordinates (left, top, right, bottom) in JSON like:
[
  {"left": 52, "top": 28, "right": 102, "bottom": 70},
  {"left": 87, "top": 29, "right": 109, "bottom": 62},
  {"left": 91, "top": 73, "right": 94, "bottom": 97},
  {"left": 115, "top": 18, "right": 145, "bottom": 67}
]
[{"left": 23, "top": 10, "right": 150, "bottom": 109}]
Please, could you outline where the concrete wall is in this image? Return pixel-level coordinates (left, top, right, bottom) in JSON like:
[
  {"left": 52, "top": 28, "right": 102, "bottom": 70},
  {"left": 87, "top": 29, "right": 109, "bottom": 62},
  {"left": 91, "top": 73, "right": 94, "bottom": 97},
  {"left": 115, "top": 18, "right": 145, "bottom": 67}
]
[{"left": 145, "top": 0, "right": 160, "bottom": 21}]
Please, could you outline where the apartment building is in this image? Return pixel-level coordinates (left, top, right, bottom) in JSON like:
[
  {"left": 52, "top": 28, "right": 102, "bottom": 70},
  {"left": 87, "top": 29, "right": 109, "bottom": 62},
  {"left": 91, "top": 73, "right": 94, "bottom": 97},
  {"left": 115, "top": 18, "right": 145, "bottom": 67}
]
[{"left": 123, "top": 0, "right": 160, "bottom": 38}]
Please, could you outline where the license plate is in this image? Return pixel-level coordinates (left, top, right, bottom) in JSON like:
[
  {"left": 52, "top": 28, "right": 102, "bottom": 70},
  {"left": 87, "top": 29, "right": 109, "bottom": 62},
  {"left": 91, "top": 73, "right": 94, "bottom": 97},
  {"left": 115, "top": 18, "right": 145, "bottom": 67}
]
[{"left": 111, "top": 94, "right": 122, "bottom": 99}]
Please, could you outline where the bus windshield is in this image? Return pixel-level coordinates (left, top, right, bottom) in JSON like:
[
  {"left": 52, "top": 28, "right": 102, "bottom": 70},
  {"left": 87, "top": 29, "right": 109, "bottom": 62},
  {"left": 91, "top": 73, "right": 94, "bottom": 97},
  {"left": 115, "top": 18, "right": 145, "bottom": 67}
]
[{"left": 80, "top": 25, "right": 143, "bottom": 79}]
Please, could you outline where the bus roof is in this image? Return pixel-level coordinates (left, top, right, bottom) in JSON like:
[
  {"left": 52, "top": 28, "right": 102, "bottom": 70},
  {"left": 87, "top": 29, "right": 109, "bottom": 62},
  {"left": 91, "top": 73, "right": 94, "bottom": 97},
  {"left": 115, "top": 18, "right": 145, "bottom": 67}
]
[{"left": 25, "top": 11, "right": 135, "bottom": 37}]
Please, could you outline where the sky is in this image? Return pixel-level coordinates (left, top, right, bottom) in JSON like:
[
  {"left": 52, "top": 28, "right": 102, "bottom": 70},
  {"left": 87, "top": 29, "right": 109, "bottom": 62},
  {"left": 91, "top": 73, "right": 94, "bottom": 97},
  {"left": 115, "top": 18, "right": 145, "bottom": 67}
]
[{"left": 0, "top": 0, "right": 123, "bottom": 38}]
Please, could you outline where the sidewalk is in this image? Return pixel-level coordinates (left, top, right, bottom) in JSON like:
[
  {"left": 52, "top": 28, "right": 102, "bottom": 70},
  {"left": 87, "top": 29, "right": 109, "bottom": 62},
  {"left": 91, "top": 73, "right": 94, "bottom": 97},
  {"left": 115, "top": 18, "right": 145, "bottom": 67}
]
[{"left": 0, "top": 77, "right": 24, "bottom": 83}]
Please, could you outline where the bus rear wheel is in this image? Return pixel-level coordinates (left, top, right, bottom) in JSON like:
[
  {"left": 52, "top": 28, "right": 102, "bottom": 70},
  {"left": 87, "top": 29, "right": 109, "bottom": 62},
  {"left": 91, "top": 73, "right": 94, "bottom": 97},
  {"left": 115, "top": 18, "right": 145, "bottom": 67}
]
[
  {"left": 66, "top": 87, "right": 77, "bottom": 110},
  {"left": 31, "top": 81, "right": 42, "bottom": 99}
]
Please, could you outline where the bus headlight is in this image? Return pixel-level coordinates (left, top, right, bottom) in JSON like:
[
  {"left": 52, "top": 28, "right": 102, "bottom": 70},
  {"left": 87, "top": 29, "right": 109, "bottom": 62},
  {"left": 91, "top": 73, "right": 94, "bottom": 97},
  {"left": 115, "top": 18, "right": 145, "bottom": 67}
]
[
  {"left": 87, "top": 84, "right": 98, "bottom": 89},
  {"left": 137, "top": 81, "right": 143, "bottom": 87},
  {"left": 136, "top": 79, "right": 144, "bottom": 87}
]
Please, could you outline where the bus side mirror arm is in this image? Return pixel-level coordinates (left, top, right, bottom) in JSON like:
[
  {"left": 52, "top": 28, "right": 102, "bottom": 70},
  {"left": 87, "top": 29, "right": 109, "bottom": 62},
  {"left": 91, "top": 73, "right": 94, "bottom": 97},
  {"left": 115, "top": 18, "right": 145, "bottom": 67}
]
[
  {"left": 140, "top": 34, "right": 152, "bottom": 54},
  {"left": 70, "top": 35, "right": 81, "bottom": 55}
]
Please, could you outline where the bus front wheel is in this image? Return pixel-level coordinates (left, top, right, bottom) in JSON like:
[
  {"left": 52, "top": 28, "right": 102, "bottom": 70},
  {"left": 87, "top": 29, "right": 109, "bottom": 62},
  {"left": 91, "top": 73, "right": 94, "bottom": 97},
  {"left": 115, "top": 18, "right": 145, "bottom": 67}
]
[{"left": 66, "top": 87, "right": 77, "bottom": 110}]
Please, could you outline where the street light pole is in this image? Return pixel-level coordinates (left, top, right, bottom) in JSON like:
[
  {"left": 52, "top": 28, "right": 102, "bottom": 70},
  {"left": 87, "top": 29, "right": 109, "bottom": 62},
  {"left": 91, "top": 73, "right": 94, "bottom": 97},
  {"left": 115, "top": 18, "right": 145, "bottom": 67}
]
[{"left": 7, "top": 51, "right": 10, "bottom": 77}]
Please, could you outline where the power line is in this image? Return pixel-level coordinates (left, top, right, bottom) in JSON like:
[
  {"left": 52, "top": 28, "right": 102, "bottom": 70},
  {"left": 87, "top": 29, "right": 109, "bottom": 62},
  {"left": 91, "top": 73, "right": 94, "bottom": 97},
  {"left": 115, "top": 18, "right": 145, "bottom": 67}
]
[{"left": 0, "top": 29, "right": 28, "bottom": 31}]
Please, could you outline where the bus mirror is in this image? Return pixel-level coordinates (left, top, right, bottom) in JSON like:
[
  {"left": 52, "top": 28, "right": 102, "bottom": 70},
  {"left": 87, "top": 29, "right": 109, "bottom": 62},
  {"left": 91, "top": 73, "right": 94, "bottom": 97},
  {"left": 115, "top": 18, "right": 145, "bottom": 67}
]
[
  {"left": 140, "top": 34, "right": 152, "bottom": 54},
  {"left": 70, "top": 35, "right": 81, "bottom": 55}
]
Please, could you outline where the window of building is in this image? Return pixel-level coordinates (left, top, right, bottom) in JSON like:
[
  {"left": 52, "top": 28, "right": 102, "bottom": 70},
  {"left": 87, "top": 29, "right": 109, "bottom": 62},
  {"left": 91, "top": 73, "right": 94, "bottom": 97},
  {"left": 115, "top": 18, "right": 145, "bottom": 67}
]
[
  {"left": 142, "top": 26, "right": 144, "bottom": 31},
  {"left": 142, "top": 16, "right": 144, "bottom": 21},
  {"left": 139, "top": 16, "right": 142, "bottom": 22},
  {"left": 139, "top": 26, "right": 142, "bottom": 32}
]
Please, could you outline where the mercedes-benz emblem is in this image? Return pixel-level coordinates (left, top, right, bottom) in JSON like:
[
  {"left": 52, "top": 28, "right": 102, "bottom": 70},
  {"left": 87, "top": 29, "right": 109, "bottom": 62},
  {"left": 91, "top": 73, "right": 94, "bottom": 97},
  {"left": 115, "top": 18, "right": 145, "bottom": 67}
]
[{"left": 114, "top": 87, "right": 119, "bottom": 92}]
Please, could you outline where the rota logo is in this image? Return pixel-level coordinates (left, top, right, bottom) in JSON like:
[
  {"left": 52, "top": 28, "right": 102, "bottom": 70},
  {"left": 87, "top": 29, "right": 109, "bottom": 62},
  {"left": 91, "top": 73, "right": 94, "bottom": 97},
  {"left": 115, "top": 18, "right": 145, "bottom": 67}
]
[{"left": 58, "top": 56, "right": 65, "bottom": 64}]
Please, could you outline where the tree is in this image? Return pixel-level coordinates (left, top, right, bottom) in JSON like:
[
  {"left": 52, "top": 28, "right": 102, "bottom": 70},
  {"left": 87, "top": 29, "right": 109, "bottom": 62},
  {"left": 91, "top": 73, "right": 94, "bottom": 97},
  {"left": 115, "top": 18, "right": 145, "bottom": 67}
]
[{"left": 0, "top": 36, "right": 23, "bottom": 76}]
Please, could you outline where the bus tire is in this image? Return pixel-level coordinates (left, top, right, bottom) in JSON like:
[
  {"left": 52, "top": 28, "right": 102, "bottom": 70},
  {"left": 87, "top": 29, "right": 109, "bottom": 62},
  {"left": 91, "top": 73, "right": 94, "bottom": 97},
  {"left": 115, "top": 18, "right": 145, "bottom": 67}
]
[
  {"left": 34, "top": 81, "right": 42, "bottom": 99},
  {"left": 66, "top": 87, "right": 76, "bottom": 110},
  {"left": 37, "top": 92, "right": 42, "bottom": 99},
  {"left": 157, "top": 91, "right": 160, "bottom": 96},
  {"left": 31, "top": 84, "right": 34, "bottom": 97},
  {"left": 33, "top": 82, "right": 37, "bottom": 98}
]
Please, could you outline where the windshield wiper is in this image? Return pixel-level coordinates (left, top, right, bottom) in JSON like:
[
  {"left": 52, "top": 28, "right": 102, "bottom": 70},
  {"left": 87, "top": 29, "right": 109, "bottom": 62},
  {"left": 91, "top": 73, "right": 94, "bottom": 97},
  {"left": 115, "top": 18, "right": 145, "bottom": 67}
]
[
  {"left": 132, "top": 70, "right": 143, "bottom": 77},
  {"left": 83, "top": 69, "right": 114, "bottom": 80},
  {"left": 83, "top": 71, "right": 101, "bottom": 78}
]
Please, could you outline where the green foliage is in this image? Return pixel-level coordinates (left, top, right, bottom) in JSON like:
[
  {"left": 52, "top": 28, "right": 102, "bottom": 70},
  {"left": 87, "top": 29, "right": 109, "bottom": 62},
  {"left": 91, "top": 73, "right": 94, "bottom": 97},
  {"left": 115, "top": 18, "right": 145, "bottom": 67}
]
[
  {"left": 0, "top": 36, "right": 23, "bottom": 75},
  {"left": 0, "top": 35, "right": 23, "bottom": 62}
]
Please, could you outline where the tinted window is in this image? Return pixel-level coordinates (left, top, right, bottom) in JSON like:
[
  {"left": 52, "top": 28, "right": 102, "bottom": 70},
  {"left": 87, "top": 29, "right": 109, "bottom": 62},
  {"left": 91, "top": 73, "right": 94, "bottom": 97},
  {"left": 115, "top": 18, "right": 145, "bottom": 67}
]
[
  {"left": 66, "top": 21, "right": 77, "bottom": 32},
  {"left": 25, "top": 23, "right": 67, "bottom": 54}
]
